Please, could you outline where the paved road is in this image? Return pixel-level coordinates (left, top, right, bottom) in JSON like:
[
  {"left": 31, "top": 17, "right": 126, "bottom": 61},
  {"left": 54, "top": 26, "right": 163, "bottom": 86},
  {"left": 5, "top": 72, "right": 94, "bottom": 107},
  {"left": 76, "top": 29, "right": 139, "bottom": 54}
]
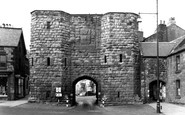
[
  {"left": 149, "top": 102, "right": 185, "bottom": 115},
  {"left": 0, "top": 103, "right": 161, "bottom": 115},
  {"left": 0, "top": 96, "right": 162, "bottom": 115},
  {"left": 76, "top": 96, "right": 96, "bottom": 106}
]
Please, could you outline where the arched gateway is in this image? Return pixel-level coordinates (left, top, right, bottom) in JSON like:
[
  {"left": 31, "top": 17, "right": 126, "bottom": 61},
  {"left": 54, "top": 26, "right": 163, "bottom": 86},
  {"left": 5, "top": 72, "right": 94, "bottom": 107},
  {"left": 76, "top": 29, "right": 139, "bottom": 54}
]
[
  {"left": 72, "top": 76, "right": 99, "bottom": 105},
  {"left": 149, "top": 80, "right": 166, "bottom": 102}
]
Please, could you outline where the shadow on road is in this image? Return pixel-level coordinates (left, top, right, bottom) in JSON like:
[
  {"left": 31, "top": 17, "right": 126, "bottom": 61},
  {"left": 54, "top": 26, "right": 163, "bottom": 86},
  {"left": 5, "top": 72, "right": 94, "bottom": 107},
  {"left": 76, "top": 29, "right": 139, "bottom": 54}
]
[{"left": 74, "top": 96, "right": 101, "bottom": 111}]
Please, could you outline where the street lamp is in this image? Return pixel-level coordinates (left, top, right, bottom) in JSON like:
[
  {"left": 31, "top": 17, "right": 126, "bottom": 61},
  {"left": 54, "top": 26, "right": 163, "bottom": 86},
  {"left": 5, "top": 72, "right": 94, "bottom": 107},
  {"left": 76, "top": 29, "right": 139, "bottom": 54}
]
[
  {"left": 139, "top": 0, "right": 161, "bottom": 113},
  {"left": 156, "top": 0, "right": 161, "bottom": 113}
]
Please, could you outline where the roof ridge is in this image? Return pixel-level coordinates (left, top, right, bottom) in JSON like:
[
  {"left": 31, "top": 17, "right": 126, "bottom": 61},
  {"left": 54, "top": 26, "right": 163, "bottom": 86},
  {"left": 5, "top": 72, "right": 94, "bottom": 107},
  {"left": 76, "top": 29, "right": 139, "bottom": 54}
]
[
  {"left": 170, "top": 35, "right": 185, "bottom": 54},
  {"left": 0, "top": 27, "right": 22, "bottom": 30}
]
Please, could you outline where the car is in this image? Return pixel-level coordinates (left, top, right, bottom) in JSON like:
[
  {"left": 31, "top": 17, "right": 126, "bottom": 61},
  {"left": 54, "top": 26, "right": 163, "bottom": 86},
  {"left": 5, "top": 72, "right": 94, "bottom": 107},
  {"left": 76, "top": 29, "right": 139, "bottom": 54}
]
[{"left": 85, "top": 91, "right": 95, "bottom": 96}]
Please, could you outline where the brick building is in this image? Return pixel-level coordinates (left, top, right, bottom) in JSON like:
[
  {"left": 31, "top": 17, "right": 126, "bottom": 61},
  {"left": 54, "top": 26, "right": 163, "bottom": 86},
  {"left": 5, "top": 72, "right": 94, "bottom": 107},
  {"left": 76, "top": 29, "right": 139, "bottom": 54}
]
[{"left": 0, "top": 27, "right": 29, "bottom": 100}]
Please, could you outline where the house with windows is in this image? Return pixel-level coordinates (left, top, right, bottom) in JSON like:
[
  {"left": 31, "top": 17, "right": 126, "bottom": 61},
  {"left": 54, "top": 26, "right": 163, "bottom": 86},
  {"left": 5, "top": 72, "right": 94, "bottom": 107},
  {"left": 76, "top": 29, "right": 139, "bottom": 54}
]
[
  {"left": 29, "top": 10, "right": 185, "bottom": 105},
  {"left": 0, "top": 27, "right": 29, "bottom": 100},
  {"left": 166, "top": 35, "right": 185, "bottom": 103},
  {"left": 140, "top": 18, "right": 185, "bottom": 104}
]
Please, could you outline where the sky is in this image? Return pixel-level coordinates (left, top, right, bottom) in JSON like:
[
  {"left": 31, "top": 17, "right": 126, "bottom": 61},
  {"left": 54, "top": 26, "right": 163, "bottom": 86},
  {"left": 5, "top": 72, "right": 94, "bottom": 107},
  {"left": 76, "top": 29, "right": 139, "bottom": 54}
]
[{"left": 0, "top": 0, "right": 185, "bottom": 50}]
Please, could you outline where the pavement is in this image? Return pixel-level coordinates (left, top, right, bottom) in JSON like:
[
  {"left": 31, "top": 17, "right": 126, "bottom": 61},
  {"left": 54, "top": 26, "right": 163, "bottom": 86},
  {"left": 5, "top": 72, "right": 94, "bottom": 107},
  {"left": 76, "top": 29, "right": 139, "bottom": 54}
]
[
  {"left": 0, "top": 97, "right": 185, "bottom": 115},
  {"left": 149, "top": 102, "right": 185, "bottom": 115},
  {"left": 76, "top": 96, "right": 96, "bottom": 106},
  {"left": 0, "top": 98, "right": 28, "bottom": 107}
]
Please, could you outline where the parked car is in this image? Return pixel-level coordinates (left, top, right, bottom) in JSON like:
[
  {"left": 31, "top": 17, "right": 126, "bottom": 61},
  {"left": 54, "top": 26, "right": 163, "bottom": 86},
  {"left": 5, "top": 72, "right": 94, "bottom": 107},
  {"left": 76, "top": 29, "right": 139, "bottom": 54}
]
[
  {"left": 85, "top": 91, "right": 95, "bottom": 96},
  {"left": 79, "top": 92, "right": 86, "bottom": 96}
]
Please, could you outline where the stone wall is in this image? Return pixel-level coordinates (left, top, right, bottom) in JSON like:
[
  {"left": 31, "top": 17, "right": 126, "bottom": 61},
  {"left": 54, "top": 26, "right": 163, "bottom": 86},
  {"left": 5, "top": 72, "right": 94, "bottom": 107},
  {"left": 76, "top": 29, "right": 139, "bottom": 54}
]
[
  {"left": 30, "top": 10, "right": 142, "bottom": 105},
  {"left": 140, "top": 58, "right": 167, "bottom": 102},
  {"left": 166, "top": 52, "right": 185, "bottom": 104},
  {"left": 69, "top": 14, "right": 102, "bottom": 89},
  {"left": 100, "top": 12, "right": 140, "bottom": 105},
  {"left": 30, "top": 10, "right": 71, "bottom": 101}
]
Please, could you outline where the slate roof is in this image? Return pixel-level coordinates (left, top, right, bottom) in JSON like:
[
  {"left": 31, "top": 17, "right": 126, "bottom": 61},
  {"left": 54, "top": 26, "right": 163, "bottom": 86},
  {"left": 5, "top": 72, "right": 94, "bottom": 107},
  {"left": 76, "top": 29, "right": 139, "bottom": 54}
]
[
  {"left": 0, "top": 27, "right": 22, "bottom": 46},
  {"left": 170, "top": 35, "right": 185, "bottom": 55},
  {"left": 140, "top": 42, "right": 175, "bottom": 57}
]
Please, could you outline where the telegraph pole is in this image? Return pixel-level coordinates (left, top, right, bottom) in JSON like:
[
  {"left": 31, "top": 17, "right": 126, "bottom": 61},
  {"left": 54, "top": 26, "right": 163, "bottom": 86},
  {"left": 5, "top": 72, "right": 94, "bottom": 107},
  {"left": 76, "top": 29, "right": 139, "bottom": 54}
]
[
  {"left": 156, "top": 0, "right": 161, "bottom": 113},
  {"left": 139, "top": 0, "right": 161, "bottom": 113}
]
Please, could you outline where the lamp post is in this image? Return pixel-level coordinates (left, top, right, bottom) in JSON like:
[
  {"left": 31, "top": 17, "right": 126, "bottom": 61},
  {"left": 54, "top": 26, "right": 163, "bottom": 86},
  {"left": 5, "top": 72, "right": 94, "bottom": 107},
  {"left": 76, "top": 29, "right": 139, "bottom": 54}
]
[
  {"left": 139, "top": 0, "right": 161, "bottom": 113},
  {"left": 156, "top": 0, "right": 161, "bottom": 113}
]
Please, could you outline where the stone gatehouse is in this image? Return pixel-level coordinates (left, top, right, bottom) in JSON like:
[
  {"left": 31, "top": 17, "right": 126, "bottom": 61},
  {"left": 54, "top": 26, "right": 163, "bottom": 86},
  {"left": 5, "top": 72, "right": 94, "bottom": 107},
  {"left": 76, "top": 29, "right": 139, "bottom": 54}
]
[{"left": 30, "top": 10, "right": 143, "bottom": 105}]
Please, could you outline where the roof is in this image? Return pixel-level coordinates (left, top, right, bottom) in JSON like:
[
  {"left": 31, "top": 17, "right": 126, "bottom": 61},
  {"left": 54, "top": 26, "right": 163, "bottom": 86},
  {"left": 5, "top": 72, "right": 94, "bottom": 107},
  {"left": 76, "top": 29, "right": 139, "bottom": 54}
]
[
  {"left": 144, "top": 23, "right": 185, "bottom": 42},
  {"left": 140, "top": 42, "right": 175, "bottom": 57},
  {"left": 0, "top": 27, "right": 22, "bottom": 46},
  {"left": 170, "top": 35, "right": 185, "bottom": 55}
]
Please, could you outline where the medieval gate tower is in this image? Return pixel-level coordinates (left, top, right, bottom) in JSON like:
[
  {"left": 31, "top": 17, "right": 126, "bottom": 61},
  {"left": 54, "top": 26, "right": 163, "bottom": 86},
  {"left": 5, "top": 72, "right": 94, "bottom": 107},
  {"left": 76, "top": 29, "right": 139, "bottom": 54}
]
[{"left": 30, "top": 10, "right": 141, "bottom": 105}]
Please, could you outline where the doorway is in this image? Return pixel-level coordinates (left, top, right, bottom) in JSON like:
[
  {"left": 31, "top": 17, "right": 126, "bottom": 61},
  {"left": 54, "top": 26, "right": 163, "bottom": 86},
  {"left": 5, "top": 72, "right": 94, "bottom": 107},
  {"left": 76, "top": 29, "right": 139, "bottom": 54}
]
[
  {"left": 72, "top": 76, "right": 98, "bottom": 106},
  {"left": 149, "top": 80, "right": 166, "bottom": 102}
]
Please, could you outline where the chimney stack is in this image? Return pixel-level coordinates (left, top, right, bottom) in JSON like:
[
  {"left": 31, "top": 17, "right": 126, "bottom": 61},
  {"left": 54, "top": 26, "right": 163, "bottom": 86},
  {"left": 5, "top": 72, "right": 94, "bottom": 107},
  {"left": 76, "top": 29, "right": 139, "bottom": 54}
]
[{"left": 168, "top": 17, "right": 176, "bottom": 25}]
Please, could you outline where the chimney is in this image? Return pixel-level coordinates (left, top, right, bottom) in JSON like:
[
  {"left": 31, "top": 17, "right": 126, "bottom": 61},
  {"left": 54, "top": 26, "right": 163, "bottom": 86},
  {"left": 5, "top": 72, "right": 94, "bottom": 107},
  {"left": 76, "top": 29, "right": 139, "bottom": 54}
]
[
  {"left": 2, "top": 23, "right": 5, "bottom": 27},
  {"left": 168, "top": 17, "right": 176, "bottom": 25}
]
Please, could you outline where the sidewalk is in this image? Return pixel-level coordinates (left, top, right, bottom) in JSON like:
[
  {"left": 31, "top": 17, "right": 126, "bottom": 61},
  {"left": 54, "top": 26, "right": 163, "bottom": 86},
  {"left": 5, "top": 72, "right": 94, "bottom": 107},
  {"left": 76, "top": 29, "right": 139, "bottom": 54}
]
[
  {"left": 0, "top": 97, "right": 28, "bottom": 107},
  {"left": 149, "top": 102, "right": 185, "bottom": 115}
]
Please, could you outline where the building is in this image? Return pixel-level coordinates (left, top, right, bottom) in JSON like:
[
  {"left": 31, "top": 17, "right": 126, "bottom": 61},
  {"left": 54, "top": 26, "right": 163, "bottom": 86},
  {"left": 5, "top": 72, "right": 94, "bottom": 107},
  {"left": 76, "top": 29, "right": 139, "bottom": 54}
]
[
  {"left": 30, "top": 10, "right": 143, "bottom": 105},
  {"left": 30, "top": 10, "right": 185, "bottom": 105},
  {"left": 141, "top": 18, "right": 185, "bottom": 104},
  {"left": 166, "top": 35, "right": 185, "bottom": 103},
  {"left": 0, "top": 27, "right": 29, "bottom": 100},
  {"left": 144, "top": 17, "right": 185, "bottom": 42}
]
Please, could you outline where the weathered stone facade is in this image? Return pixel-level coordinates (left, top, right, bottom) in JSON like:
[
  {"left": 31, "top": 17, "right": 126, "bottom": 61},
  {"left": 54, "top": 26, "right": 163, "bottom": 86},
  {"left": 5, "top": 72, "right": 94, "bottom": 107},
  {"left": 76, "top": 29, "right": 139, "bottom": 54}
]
[
  {"left": 166, "top": 51, "right": 185, "bottom": 103},
  {"left": 100, "top": 13, "right": 141, "bottom": 105},
  {"left": 0, "top": 27, "right": 29, "bottom": 100},
  {"left": 141, "top": 19, "right": 185, "bottom": 104},
  {"left": 140, "top": 58, "right": 167, "bottom": 102},
  {"left": 30, "top": 10, "right": 142, "bottom": 105}
]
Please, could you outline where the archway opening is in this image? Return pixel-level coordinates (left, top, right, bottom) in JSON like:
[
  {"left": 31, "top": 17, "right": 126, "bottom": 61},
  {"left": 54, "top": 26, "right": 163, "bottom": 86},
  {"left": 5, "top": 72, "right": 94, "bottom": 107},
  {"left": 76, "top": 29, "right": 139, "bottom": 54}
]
[
  {"left": 72, "top": 76, "right": 98, "bottom": 106},
  {"left": 149, "top": 80, "right": 166, "bottom": 102}
]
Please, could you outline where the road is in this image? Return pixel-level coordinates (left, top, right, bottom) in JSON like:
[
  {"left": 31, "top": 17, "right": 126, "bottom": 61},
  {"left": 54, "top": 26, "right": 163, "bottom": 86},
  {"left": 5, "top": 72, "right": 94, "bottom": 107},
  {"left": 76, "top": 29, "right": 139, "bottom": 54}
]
[
  {"left": 0, "top": 96, "right": 162, "bottom": 115},
  {"left": 0, "top": 104, "right": 162, "bottom": 115},
  {"left": 76, "top": 96, "right": 96, "bottom": 106}
]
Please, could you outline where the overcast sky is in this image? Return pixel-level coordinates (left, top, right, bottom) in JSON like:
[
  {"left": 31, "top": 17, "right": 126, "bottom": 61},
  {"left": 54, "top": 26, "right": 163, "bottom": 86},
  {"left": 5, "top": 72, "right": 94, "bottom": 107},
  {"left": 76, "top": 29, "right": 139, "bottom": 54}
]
[{"left": 0, "top": 0, "right": 185, "bottom": 50}]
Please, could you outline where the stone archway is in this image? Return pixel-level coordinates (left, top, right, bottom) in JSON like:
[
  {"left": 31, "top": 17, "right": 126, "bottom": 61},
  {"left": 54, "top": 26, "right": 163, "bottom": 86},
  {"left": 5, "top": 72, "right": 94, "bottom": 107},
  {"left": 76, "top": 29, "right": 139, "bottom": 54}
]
[
  {"left": 72, "top": 76, "right": 99, "bottom": 106},
  {"left": 149, "top": 80, "right": 166, "bottom": 102}
]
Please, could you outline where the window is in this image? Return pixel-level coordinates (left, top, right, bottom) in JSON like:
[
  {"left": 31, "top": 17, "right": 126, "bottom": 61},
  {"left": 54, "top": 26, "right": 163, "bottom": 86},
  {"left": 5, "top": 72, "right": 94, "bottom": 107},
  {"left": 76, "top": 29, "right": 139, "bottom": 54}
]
[
  {"left": 0, "top": 55, "right": 6, "bottom": 67},
  {"left": 31, "top": 57, "right": 34, "bottom": 66},
  {"left": 46, "top": 21, "right": 50, "bottom": 29},
  {"left": 176, "top": 55, "right": 180, "bottom": 71},
  {"left": 117, "top": 91, "right": 120, "bottom": 98},
  {"left": 18, "top": 79, "right": 23, "bottom": 96},
  {"left": 176, "top": 80, "right": 180, "bottom": 97},
  {"left": 104, "top": 55, "right": 107, "bottom": 63},
  {"left": 47, "top": 57, "right": 50, "bottom": 66},
  {"left": 0, "top": 77, "right": 7, "bottom": 95},
  {"left": 64, "top": 58, "right": 67, "bottom": 67},
  {"left": 119, "top": 54, "right": 122, "bottom": 62}
]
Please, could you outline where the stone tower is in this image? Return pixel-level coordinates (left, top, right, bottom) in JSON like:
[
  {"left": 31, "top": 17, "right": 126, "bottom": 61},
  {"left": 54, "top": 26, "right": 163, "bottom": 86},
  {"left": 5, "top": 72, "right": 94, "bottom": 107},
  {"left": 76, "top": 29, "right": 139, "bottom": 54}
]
[
  {"left": 100, "top": 12, "right": 140, "bottom": 104},
  {"left": 30, "top": 10, "right": 71, "bottom": 100},
  {"left": 30, "top": 10, "right": 142, "bottom": 105}
]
